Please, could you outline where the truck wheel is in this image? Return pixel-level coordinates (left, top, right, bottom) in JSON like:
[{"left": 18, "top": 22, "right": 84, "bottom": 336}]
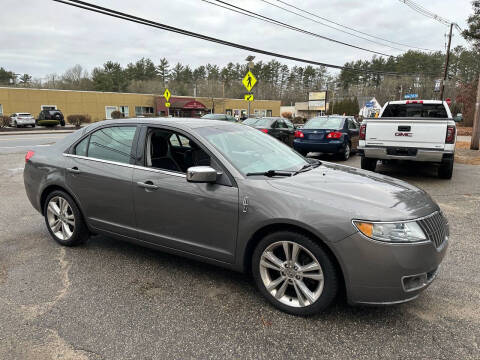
[
  {"left": 361, "top": 157, "right": 377, "bottom": 172},
  {"left": 438, "top": 158, "right": 454, "bottom": 179}
]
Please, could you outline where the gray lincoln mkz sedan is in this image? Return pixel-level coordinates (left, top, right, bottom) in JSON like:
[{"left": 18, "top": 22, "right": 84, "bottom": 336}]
[{"left": 24, "top": 118, "right": 449, "bottom": 315}]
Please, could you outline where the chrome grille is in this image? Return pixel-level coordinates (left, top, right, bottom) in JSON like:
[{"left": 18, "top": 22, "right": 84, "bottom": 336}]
[{"left": 417, "top": 211, "right": 449, "bottom": 249}]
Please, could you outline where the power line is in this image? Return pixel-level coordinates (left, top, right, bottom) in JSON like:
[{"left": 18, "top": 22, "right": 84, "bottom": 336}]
[
  {"left": 53, "top": 0, "right": 441, "bottom": 78},
  {"left": 271, "top": 0, "right": 436, "bottom": 52},
  {"left": 397, "top": 0, "right": 452, "bottom": 27},
  {"left": 254, "top": 0, "right": 405, "bottom": 52},
  {"left": 201, "top": 0, "right": 392, "bottom": 56}
]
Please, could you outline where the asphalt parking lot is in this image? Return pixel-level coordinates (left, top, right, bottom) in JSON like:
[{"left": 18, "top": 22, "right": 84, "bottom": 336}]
[{"left": 0, "top": 138, "right": 479, "bottom": 359}]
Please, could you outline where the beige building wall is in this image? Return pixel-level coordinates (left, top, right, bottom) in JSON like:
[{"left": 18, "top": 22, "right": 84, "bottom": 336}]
[
  {"left": 0, "top": 87, "right": 281, "bottom": 121},
  {"left": 0, "top": 87, "right": 155, "bottom": 122}
]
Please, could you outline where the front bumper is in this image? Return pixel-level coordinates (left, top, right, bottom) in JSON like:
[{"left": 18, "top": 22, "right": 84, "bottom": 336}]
[
  {"left": 332, "top": 231, "right": 448, "bottom": 305},
  {"left": 293, "top": 139, "right": 344, "bottom": 153},
  {"left": 359, "top": 146, "right": 452, "bottom": 163}
]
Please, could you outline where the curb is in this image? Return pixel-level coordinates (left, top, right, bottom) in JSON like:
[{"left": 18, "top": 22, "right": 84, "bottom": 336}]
[{"left": 0, "top": 127, "right": 80, "bottom": 136}]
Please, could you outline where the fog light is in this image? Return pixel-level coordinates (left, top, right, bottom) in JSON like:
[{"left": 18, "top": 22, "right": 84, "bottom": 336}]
[{"left": 402, "top": 273, "right": 428, "bottom": 292}]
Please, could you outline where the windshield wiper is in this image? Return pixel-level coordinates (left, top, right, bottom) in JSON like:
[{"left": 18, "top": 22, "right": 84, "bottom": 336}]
[
  {"left": 293, "top": 161, "right": 321, "bottom": 175},
  {"left": 246, "top": 170, "right": 295, "bottom": 177}
]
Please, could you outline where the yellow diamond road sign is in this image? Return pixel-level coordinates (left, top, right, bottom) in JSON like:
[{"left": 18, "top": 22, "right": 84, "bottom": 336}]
[
  {"left": 165, "top": 102, "right": 171, "bottom": 108},
  {"left": 244, "top": 94, "right": 254, "bottom": 102},
  {"left": 163, "top": 88, "right": 171, "bottom": 101},
  {"left": 242, "top": 71, "right": 257, "bottom": 92}
]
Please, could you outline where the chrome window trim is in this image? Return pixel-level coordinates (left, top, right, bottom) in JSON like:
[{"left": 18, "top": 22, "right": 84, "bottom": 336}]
[{"left": 63, "top": 154, "right": 186, "bottom": 178}]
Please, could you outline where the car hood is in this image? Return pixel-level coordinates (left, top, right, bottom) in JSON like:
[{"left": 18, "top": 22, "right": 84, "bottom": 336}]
[{"left": 268, "top": 162, "right": 438, "bottom": 221}]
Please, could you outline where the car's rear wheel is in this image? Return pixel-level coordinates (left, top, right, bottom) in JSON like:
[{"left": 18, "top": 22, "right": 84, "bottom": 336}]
[
  {"left": 340, "top": 143, "right": 351, "bottom": 161},
  {"left": 44, "top": 191, "right": 89, "bottom": 246},
  {"left": 361, "top": 156, "right": 377, "bottom": 172},
  {"left": 252, "top": 231, "right": 338, "bottom": 316},
  {"left": 438, "top": 158, "right": 454, "bottom": 179}
]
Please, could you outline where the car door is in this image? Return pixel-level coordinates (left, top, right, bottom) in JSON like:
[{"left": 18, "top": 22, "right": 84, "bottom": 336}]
[
  {"left": 347, "top": 118, "right": 360, "bottom": 150},
  {"left": 274, "top": 119, "right": 290, "bottom": 144},
  {"left": 132, "top": 126, "right": 239, "bottom": 263},
  {"left": 65, "top": 125, "right": 139, "bottom": 237}
]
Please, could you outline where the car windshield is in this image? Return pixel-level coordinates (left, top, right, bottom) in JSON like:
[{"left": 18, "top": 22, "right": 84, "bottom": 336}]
[
  {"left": 304, "top": 117, "right": 344, "bottom": 129},
  {"left": 202, "top": 114, "right": 224, "bottom": 120},
  {"left": 242, "top": 118, "right": 259, "bottom": 125},
  {"left": 196, "top": 125, "right": 308, "bottom": 175},
  {"left": 252, "top": 118, "right": 274, "bottom": 127}
]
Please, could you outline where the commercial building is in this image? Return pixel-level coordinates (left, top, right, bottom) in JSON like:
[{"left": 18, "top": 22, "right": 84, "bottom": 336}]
[{"left": 0, "top": 87, "right": 281, "bottom": 121}]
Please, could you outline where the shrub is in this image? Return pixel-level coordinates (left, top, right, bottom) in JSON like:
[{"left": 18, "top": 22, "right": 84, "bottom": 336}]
[
  {"left": 0, "top": 115, "right": 11, "bottom": 128},
  {"left": 111, "top": 110, "right": 123, "bottom": 119},
  {"left": 67, "top": 114, "right": 92, "bottom": 128},
  {"left": 37, "top": 120, "right": 60, "bottom": 127},
  {"left": 293, "top": 116, "right": 305, "bottom": 124},
  {"left": 281, "top": 111, "right": 293, "bottom": 120}
]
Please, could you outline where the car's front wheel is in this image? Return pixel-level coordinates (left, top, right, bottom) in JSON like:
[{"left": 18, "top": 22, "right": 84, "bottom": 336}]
[
  {"left": 44, "top": 191, "right": 89, "bottom": 246},
  {"left": 252, "top": 231, "right": 338, "bottom": 316}
]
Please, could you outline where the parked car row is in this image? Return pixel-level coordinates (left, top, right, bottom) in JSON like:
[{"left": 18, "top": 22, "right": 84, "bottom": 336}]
[
  {"left": 7, "top": 109, "right": 65, "bottom": 128},
  {"left": 242, "top": 115, "right": 360, "bottom": 161}
]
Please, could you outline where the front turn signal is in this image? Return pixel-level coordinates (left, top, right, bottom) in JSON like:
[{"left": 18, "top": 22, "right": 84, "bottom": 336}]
[{"left": 353, "top": 221, "right": 373, "bottom": 237}]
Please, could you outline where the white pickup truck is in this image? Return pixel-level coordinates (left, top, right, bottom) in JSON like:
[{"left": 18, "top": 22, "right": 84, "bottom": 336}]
[{"left": 358, "top": 100, "right": 457, "bottom": 179}]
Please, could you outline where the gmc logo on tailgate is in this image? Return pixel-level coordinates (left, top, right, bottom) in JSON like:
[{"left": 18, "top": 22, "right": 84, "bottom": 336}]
[{"left": 395, "top": 132, "right": 412, "bottom": 137}]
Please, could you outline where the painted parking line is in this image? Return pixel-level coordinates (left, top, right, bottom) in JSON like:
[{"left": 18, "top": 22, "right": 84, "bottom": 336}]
[{"left": 0, "top": 144, "right": 52, "bottom": 149}]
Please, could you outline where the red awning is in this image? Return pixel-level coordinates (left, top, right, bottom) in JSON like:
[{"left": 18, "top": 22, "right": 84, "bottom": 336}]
[{"left": 170, "top": 100, "right": 206, "bottom": 109}]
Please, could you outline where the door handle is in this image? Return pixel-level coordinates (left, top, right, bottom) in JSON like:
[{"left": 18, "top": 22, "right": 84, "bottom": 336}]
[
  {"left": 67, "top": 167, "right": 80, "bottom": 174},
  {"left": 137, "top": 181, "right": 159, "bottom": 190}
]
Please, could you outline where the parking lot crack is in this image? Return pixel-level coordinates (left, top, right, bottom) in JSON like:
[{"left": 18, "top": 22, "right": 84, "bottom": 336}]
[{"left": 20, "top": 247, "right": 71, "bottom": 320}]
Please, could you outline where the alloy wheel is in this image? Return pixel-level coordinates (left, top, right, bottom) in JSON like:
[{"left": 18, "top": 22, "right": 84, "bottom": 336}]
[
  {"left": 259, "top": 241, "right": 324, "bottom": 307},
  {"left": 344, "top": 144, "right": 350, "bottom": 160},
  {"left": 46, "top": 196, "right": 75, "bottom": 241}
]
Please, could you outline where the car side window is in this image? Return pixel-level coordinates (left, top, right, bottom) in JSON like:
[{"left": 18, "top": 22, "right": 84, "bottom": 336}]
[
  {"left": 347, "top": 120, "right": 357, "bottom": 130},
  {"left": 86, "top": 126, "right": 136, "bottom": 164},
  {"left": 74, "top": 136, "right": 89, "bottom": 156},
  {"left": 146, "top": 128, "right": 210, "bottom": 173}
]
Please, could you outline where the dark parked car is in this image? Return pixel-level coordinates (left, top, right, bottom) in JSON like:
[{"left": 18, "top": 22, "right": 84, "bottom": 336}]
[
  {"left": 245, "top": 117, "right": 296, "bottom": 146},
  {"left": 24, "top": 118, "right": 448, "bottom": 316},
  {"left": 201, "top": 113, "right": 237, "bottom": 122},
  {"left": 38, "top": 109, "right": 65, "bottom": 126},
  {"left": 293, "top": 116, "right": 359, "bottom": 160}
]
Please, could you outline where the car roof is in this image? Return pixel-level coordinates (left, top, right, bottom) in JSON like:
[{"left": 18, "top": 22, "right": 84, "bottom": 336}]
[{"left": 87, "top": 118, "right": 235, "bottom": 131}]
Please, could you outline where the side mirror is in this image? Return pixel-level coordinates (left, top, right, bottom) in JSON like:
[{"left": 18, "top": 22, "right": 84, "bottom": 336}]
[{"left": 186, "top": 166, "right": 218, "bottom": 183}]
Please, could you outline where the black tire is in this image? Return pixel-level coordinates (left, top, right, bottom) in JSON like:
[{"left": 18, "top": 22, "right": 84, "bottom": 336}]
[
  {"left": 438, "top": 158, "right": 454, "bottom": 179},
  {"left": 43, "top": 190, "right": 89, "bottom": 246},
  {"left": 14, "top": 121, "right": 18, "bottom": 128},
  {"left": 361, "top": 156, "right": 377, "bottom": 172},
  {"left": 252, "top": 231, "right": 339, "bottom": 316},
  {"left": 31, "top": 124, "right": 35, "bottom": 128},
  {"left": 339, "top": 142, "right": 351, "bottom": 161}
]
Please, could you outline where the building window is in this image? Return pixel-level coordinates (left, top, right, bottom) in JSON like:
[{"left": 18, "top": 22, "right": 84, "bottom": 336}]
[
  {"left": 105, "top": 106, "right": 118, "bottom": 120},
  {"left": 226, "top": 109, "right": 232, "bottom": 116},
  {"left": 266, "top": 110, "right": 272, "bottom": 117},
  {"left": 135, "top": 106, "right": 154, "bottom": 117},
  {"left": 119, "top": 106, "right": 129, "bottom": 118},
  {"left": 254, "top": 109, "right": 266, "bottom": 117},
  {"left": 0, "top": 104, "right": 3, "bottom": 116}
]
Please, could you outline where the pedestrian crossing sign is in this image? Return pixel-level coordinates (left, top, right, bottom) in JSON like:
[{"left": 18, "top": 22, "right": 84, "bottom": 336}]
[
  {"left": 242, "top": 71, "right": 257, "bottom": 91},
  {"left": 163, "top": 88, "right": 171, "bottom": 101}
]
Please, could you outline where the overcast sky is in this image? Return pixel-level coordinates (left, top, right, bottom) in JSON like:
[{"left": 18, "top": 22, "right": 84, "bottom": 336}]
[{"left": 1, "top": 0, "right": 473, "bottom": 78}]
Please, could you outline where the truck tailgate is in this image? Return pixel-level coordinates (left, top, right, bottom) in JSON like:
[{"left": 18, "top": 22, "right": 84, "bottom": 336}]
[{"left": 365, "top": 118, "right": 447, "bottom": 149}]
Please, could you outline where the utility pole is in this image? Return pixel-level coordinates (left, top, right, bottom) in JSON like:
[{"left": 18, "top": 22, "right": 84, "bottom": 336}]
[
  {"left": 440, "top": 23, "right": 453, "bottom": 100},
  {"left": 471, "top": 74, "right": 480, "bottom": 150}
]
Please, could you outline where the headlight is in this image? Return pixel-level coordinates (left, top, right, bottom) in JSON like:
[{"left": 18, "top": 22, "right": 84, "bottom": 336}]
[{"left": 353, "top": 220, "right": 426, "bottom": 243}]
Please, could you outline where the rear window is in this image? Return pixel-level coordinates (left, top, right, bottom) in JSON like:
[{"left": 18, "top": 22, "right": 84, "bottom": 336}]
[
  {"left": 242, "top": 118, "right": 259, "bottom": 125},
  {"left": 203, "top": 114, "right": 225, "bottom": 120},
  {"left": 252, "top": 118, "right": 274, "bottom": 127},
  {"left": 382, "top": 104, "right": 448, "bottom": 118},
  {"left": 304, "top": 117, "right": 344, "bottom": 129},
  {"left": 19, "top": 113, "right": 31, "bottom": 116}
]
